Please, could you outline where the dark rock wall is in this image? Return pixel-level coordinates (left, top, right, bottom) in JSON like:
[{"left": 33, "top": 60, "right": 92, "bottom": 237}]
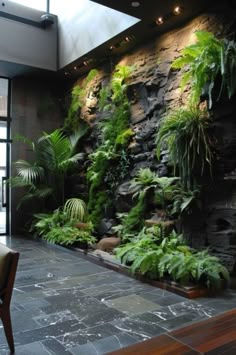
[{"left": 70, "top": 3, "right": 236, "bottom": 272}]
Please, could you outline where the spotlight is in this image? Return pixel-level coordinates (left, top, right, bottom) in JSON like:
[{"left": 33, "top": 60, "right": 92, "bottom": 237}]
[
  {"left": 74, "top": 66, "right": 77, "bottom": 70},
  {"left": 109, "top": 45, "right": 114, "bottom": 51},
  {"left": 131, "top": 1, "right": 140, "bottom": 7},
  {"left": 156, "top": 17, "right": 164, "bottom": 25},
  {"left": 173, "top": 6, "right": 181, "bottom": 15},
  {"left": 83, "top": 61, "right": 88, "bottom": 66}
]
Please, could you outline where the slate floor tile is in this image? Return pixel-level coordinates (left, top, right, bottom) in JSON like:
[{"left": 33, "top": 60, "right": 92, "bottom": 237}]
[
  {"left": 12, "top": 319, "right": 86, "bottom": 347},
  {"left": 34, "top": 310, "right": 78, "bottom": 327},
  {"left": 70, "top": 332, "right": 138, "bottom": 355},
  {"left": 42, "top": 338, "right": 73, "bottom": 354},
  {"left": 57, "top": 323, "right": 120, "bottom": 349},
  {"left": 0, "top": 341, "right": 54, "bottom": 355},
  {"left": 111, "top": 315, "right": 166, "bottom": 341},
  {"left": 1, "top": 235, "right": 236, "bottom": 355},
  {"left": 104, "top": 294, "right": 161, "bottom": 316}
]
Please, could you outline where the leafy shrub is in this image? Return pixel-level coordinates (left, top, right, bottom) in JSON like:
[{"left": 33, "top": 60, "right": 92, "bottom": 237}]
[
  {"left": 172, "top": 30, "right": 236, "bottom": 108},
  {"left": 43, "top": 225, "right": 95, "bottom": 246},
  {"left": 156, "top": 106, "right": 214, "bottom": 188},
  {"left": 116, "top": 227, "right": 229, "bottom": 289},
  {"left": 33, "top": 209, "right": 95, "bottom": 246}
]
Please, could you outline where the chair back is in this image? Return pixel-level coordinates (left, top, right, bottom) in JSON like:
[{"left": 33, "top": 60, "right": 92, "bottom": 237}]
[{"left": 0, "top": 243, "right": 19, "bottom": 307}]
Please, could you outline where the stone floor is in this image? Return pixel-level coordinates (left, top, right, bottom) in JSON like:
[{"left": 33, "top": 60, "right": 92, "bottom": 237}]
[{"left": 0, "top": 235, "right": 236, "bottom": 355}]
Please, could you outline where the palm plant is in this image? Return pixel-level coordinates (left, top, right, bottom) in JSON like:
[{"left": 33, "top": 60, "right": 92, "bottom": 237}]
[
  {"left": 156, "top": 106, "right": 214, "bottom": 188},
  {"left": 10, "top": 129, "right": 83, "bottom": 209},
  {"left": 63, "top": 198, "right": 86, "bottom": 222},
  {"left": 172, "top": 30, "right": 236, "bottom": 108}
]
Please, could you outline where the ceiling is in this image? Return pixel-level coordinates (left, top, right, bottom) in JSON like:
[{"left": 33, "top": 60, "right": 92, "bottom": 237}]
[{"left": 61, "top": 0, "right": 215, "bottom": 78}]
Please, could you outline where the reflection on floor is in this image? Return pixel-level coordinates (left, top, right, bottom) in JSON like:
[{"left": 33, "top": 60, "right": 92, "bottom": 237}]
[
  {"left": 0, "top": 211, "right": 5, "bottom": 234},
  {"left": 0, "top": 236, "right": 236, "bottom": 355}
]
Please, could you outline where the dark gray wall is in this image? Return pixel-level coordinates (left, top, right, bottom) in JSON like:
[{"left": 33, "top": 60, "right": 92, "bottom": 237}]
[{"left": 10, "top": 77, "right": 63, "bottom": 234}]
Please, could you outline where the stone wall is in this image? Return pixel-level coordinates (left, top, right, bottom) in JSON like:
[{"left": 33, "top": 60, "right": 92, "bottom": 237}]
[{"left": 66, "top": 2, "right": 236, "bottom": 272}]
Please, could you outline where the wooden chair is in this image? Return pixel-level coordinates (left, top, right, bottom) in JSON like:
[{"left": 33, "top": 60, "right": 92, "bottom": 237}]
[{"left": 0, "top": 243, "right": 19, "bottom": 354}]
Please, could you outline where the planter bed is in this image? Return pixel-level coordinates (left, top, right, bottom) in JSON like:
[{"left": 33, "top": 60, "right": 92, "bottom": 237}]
[{"left": 72, "top": 247, "right": 209, "bottom": 299}]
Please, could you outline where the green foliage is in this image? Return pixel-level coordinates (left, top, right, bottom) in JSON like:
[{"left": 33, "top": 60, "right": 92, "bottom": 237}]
[
  {"left": 171, "top": 185, "right": 200, "bottom": 216},
  {"left": 33, "top": 208, "right": 95, "bottom": 246},
  {"left": 115, "top": 128, "right": 134, "bottom": 146},
  {"left": 64, "top": 69, "right": 98, "bottom": 133},
  {"left": 88, "top": 191, "right": 110, "bottom": 226},
  {"left": 63, "top": 198, "right": 86, "bottom": 222},
  {"left": 104, "top": 148, "right": 131, "bottom": 190},
  {"left": 116, "top": 227, "right": 229, "bottom": 289},
  {"left": 130, "top": 168, "right": 179, "bottom": 217},
  {"left": 117, "top": 194, "right": 147, "bottom": 239},
  {"left": 10, "top": 129, "right": 83, "bottom": 209},
  {"left": 156, "top": 106, "right": 214, "bottom": 188},
  {"left": 87, "top": 65, "right": 133, "bottom": 226},
  {"left": 172, "top": 30, "right": 236, "bottom": 107},
  {"left": 43, "top": 225, "right": 95, "bottom": 246}
]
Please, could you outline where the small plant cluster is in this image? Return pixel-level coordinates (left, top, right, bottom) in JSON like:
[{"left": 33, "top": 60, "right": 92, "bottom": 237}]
[
  {"left": 33, "top": 198, "right": 95, "bottom": 246},
  {"left": 113, "top": 168, "right": 199, "bottom": 241},
  {"left": 87, "top": 65, "right": 134, "bottom": 225},
  {"left": 116, "top": 226, "right": 229, "bottom": 289}
]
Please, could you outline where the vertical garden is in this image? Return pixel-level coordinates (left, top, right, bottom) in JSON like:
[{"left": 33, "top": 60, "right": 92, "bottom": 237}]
[{"left": 11, "top": 8, "right": 236, "bottom": 290}]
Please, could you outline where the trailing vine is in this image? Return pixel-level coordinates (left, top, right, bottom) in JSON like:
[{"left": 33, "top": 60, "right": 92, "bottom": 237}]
[
  {"left": 64, "top": 69, "right": 98, "bottom": 134},
  {"left": 87, "top": 64, "right": 134, "bottom": 226}
]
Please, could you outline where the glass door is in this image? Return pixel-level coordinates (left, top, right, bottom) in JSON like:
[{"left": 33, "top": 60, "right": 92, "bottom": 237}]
[{"left": 0, "top": 78, "right": 10, "bottom": 235}]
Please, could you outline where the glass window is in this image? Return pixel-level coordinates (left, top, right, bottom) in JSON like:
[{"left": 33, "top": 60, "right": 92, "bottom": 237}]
[
  {"left": 0, "top": 143, "right": 6, "bottom": 167},
  {"left": 9, "top": 0, "right": 47, "bottom": 12},
  {"left": 0, "top": 79, "right": 8, "bottom": 118},
  {"left": 0, "top": 122, "right": 7, "bottom": 139}
]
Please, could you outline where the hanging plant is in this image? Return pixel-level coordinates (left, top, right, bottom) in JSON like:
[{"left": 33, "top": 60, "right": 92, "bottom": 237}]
[
  {"left": 156, "top": 106, "right": 215, "bottom": 188},
  {"left": 172, "top": 30, "right": 236, "bottom": 108}
]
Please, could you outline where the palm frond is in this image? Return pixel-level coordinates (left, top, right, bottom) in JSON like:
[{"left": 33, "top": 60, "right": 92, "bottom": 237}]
[
  {"left": 63, "top": 198, "right": 86, "bottom": 222},
  {"left": 14, "top": 160, "right": 44, "bottom": 183}
]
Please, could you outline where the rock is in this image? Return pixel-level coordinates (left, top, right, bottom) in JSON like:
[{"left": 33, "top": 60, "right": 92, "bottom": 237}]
[
  {"left": 117, "top": 181, "right": 139, "bottom": 197},
  {"left": 128, "top": 141, "right": 142, "bottom": 154},
  {"left": 115, "top": 181, "right": 139, "bottom": 212},
  {"left": 96, "top": 219, "right": 113, "bottom": 236},
  {"left": 96, "top": 237, "right": 121, "bottom": 251}
]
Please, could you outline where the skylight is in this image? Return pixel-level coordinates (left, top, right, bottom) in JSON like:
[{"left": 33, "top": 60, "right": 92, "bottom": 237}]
[{"left": 9, "top": 0, "right": 47, "bottom": 12}]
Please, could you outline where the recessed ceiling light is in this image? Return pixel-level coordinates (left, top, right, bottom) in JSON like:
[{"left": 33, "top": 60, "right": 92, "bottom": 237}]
[
  {"left": 173, "top": 6, "right": 181, "bottom": 15},
  {"left": 131, "top": 1, "right": 140, "bottom": 7},
  {"left": 156, "top": 17, "right": 164, "bottom": 25}
]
